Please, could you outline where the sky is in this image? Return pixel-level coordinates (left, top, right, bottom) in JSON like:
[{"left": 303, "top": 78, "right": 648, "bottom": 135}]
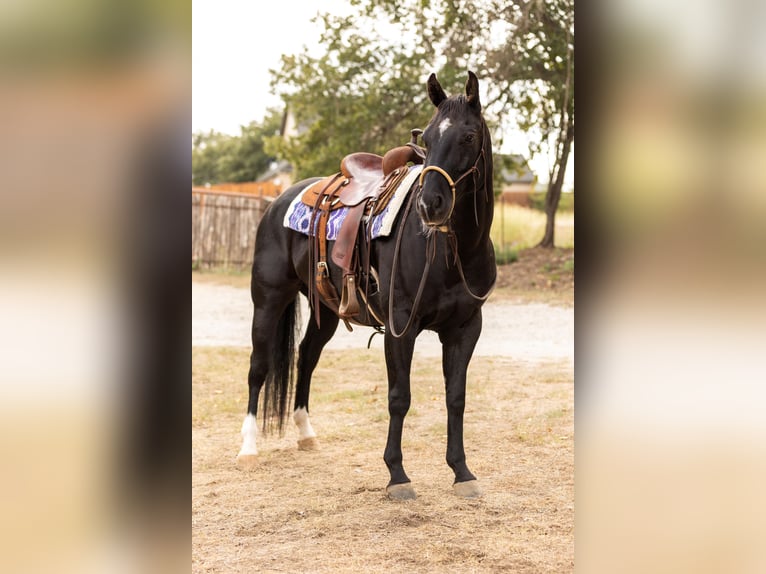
[
  {"left": 192, "top": 0, "right": 344, "bottom": 135},
  {"left": 192, "top": 0, "right": 572, "bottom": 187}
]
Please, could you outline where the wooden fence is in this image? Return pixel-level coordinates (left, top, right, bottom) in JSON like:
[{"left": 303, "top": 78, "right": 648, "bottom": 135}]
[
  {"left": 206, "top": 181, "right": 280, "bottom": 197},
  {"left": 192, "top": 188, "right": 274, "bottom": 269}
]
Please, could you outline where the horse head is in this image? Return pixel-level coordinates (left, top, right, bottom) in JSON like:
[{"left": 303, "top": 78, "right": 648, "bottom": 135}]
[{"left": 417, "top": 71, "right": 490, "bottom": 231}]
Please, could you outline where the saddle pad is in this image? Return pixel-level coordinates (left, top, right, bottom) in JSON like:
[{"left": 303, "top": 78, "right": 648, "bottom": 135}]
[{"left": 283, "top": 164, "right": 423, "bottom": 240}]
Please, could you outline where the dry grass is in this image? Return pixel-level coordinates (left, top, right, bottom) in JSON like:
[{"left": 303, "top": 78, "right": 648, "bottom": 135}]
[
  {"left": 491, "top": 204, "right": 574, "bottom": 249},
  {"left": 193, "top": 347, "right": 573, "bottom": 573},
  {"left": 193, "top": 268, "right": 252, "bottom": 290}
]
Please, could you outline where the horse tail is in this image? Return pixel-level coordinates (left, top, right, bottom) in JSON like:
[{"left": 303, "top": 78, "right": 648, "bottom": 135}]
[{"left": 261, "top": 297, "right": 300, "bottom": 435}]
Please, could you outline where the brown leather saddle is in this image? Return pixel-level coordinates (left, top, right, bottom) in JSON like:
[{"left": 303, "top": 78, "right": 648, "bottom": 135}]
[{"left": 305, "top": 130, "right": 426, "bottom": 329}]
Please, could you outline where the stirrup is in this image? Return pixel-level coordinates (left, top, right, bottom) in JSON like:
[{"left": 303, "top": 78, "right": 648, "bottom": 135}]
[{"left": 338, "top": 274, "right": 360, "bottom": 318}]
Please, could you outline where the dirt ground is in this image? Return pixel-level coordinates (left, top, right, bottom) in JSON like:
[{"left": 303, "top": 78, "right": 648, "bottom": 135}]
[
  {"left": 193, "top": 351, "right": 573, "bottom": 573},
  {"left": 191, "top": 247, "right": 574, "bottom": 357},
  {"left": 493, "top": 247, "right": 574, "bottom": 305},
  {"left": 192, "top": 248, "right": 574, "bottom": 573},
  {"left": 192, "top": 247, "right": 575, "bottom": 306}
]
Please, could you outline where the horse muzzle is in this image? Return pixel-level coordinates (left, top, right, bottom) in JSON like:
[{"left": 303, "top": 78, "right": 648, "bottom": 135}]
[{"left": 417, "top": 166, "right": 456, "bottom": 230}]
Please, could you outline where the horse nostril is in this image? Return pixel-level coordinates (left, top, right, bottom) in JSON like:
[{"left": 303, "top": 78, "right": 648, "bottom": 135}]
[{"left": 418, "top": 192, "right": 444, "bottom": 221}]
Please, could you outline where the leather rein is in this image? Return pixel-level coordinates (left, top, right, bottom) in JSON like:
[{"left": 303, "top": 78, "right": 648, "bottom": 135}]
[{"left": 388, "top": 127, "right": 496, "bottom": 339}]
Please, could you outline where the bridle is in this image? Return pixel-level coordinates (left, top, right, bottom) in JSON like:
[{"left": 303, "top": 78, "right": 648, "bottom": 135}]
[
  {"left": 387, "top": 120, "right": 496, "bottom": 339},
  {"left": 417, "top": 165, "right": 477, "bottom": 232},
  {"left": 416, "top": 120, "right": 489, "bottom": 232}
]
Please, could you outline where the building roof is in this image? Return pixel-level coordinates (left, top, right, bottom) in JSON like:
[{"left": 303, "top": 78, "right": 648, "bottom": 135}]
[
  {"left": 256, "top": 160, "right": 293, "bottom": 182},
  {"left": 498, "top": 154, "right": 535, "bottom": 184}
]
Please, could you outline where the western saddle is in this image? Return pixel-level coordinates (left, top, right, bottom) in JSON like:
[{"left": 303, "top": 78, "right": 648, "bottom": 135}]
[{"left": 305, "top": 129, "right": 426, "bottom": 329}]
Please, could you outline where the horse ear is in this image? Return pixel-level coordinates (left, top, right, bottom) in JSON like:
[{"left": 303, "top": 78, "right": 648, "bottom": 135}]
[
  {"left": 427, "top": 73, "right": 447, "bottom": 107},
  {"left": 465, "top": 71, "right": 481, "bottom": 110}
]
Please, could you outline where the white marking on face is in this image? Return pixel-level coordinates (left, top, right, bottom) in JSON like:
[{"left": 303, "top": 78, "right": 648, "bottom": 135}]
[
  {"left": 238, "top": 413, "right": 258, "bottom": 456},
  {"left": 438, "top": 117, "right": 452, "bottom": 137},
  {"left": 293, "top": 407, "right": 317, "bottom": 440}
]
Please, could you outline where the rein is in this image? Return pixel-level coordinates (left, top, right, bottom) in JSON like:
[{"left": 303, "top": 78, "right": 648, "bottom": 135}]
[
  {"left": 388, "top": 129, "right": 496, "bottom": 339},
  {"left": 387, "top": 185, "right": 434, "bottom": 338}
]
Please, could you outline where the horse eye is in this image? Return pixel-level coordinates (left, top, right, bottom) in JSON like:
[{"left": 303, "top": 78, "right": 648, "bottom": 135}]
[{"left": 464, "top": 133, "right": 475, "bottom": 144}]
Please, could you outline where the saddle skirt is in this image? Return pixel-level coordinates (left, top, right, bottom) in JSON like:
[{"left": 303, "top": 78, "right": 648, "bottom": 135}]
[{"left": 283, "top": 164, "right": 423, "bottom": 240}]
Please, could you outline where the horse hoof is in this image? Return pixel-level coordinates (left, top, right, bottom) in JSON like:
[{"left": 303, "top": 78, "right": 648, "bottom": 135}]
[
  {"left": 453, "top": 480, "right": 482, "bottom": 499},
  {"left": 386, "top": 483, "right": 417, "bottom": 500},
  {"left": 297, "top": 437, "right": 320, "bottom": 451},
  {"left": 236, "top": 453, "right": 259, "bottom": 470}
]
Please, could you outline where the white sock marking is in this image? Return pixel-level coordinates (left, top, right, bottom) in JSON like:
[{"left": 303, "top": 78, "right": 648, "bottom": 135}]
[
  {"left": 438, "top": 117, "right": 452, "bottom": 137},
  {"left": 293, "top": 407, "right": 316, "bottom": 440},
  {"left": 238, "top": 413, "right": 258, "bottom": 456}
]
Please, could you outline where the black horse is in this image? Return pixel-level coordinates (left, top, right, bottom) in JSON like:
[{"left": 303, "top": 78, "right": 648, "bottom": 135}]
[{"left": 237, "top": 71, "right": 496, "bottom": 500}]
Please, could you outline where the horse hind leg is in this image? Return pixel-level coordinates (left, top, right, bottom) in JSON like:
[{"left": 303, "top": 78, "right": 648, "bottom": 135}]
[
  {"left": 236, "top": 349, "right": 268, "bottom": 470},
  {"left": 293, "top": 303, "right": 339, "bottom": 451},
  {"left": 237, "top": 287, "right": 300, "bottom": 470}
]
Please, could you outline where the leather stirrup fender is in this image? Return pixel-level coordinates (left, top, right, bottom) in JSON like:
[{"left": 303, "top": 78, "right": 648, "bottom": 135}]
[{"left": 331, "top": 201, "right": 366, "bottom": 272}]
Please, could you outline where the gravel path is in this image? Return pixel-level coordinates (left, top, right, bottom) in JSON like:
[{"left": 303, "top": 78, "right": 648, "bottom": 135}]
[{"left": 192, "top": 281, "right": 573, "bottom": 362}]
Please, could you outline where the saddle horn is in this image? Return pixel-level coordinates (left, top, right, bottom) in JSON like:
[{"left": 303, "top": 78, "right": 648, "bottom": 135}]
[{"left": 381, "top": 128, "right": 426, "bottom": 176}]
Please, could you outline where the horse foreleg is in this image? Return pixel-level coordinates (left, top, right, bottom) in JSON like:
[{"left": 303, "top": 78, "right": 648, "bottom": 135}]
[
  {"left": 293, "top": 303, "right": 339, "bottom": 450},
  {"left": 439, "top": 309, "right": 482, "bottom": 498},
  {"left": 383, "top": 329, "right": 417, "bottom": 500}
]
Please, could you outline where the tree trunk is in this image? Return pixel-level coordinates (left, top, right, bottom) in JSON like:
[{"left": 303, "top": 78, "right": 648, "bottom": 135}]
[{"left": 538, "top": 123, "right": 574, "bottom": 248}]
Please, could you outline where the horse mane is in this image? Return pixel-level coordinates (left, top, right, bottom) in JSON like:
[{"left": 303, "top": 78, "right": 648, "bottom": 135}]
[{"left": 430, "top": 95, "right": 475, "bottom": 120}]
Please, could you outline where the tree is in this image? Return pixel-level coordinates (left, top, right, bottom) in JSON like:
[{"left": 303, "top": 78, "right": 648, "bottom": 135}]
[
  {"left": 268, "top": 0, "right": 573, "bottom": 245},
  {"left": 192, "top": 129, "right": 228, "bottom": 186},
  {"left": 486, "top": 1, "right": 574, "bottom": 247},
  {"left": 360, "top": 0, "right": 574, "bottom": 247},
  {"left": 192, "top": 109, "right": 282, "bottom": 186},
  {"left": 265, "top": 13, "right": 460, "bottom": 180}
]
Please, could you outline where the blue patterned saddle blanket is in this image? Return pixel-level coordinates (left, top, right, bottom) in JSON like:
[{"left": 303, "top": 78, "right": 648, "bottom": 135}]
[{"left": 283, "top": 165, "right": 422, "bottom": 240}]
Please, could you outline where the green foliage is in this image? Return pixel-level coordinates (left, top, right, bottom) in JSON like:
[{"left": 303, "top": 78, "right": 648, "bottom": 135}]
[
  {"left": 266, "top": 1, "right": 573, "bottom": 237},
  {"left": 493, "top": 153, "right": 532, "bottom": 198},
  {"left": 494, "top": 245, "right": 519, "bottom": 265},
  {"left": 192, "top": 108, "right": 282, "bottom": 186},
  {"left": 192, "top": 129, "right": 229, "bottom": 186},
  {"left": 264, "top": 12, "right": 465, "bottom": 179},
  {"left": 349, "top": 1, "right": 574, "bottom": 153}
]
